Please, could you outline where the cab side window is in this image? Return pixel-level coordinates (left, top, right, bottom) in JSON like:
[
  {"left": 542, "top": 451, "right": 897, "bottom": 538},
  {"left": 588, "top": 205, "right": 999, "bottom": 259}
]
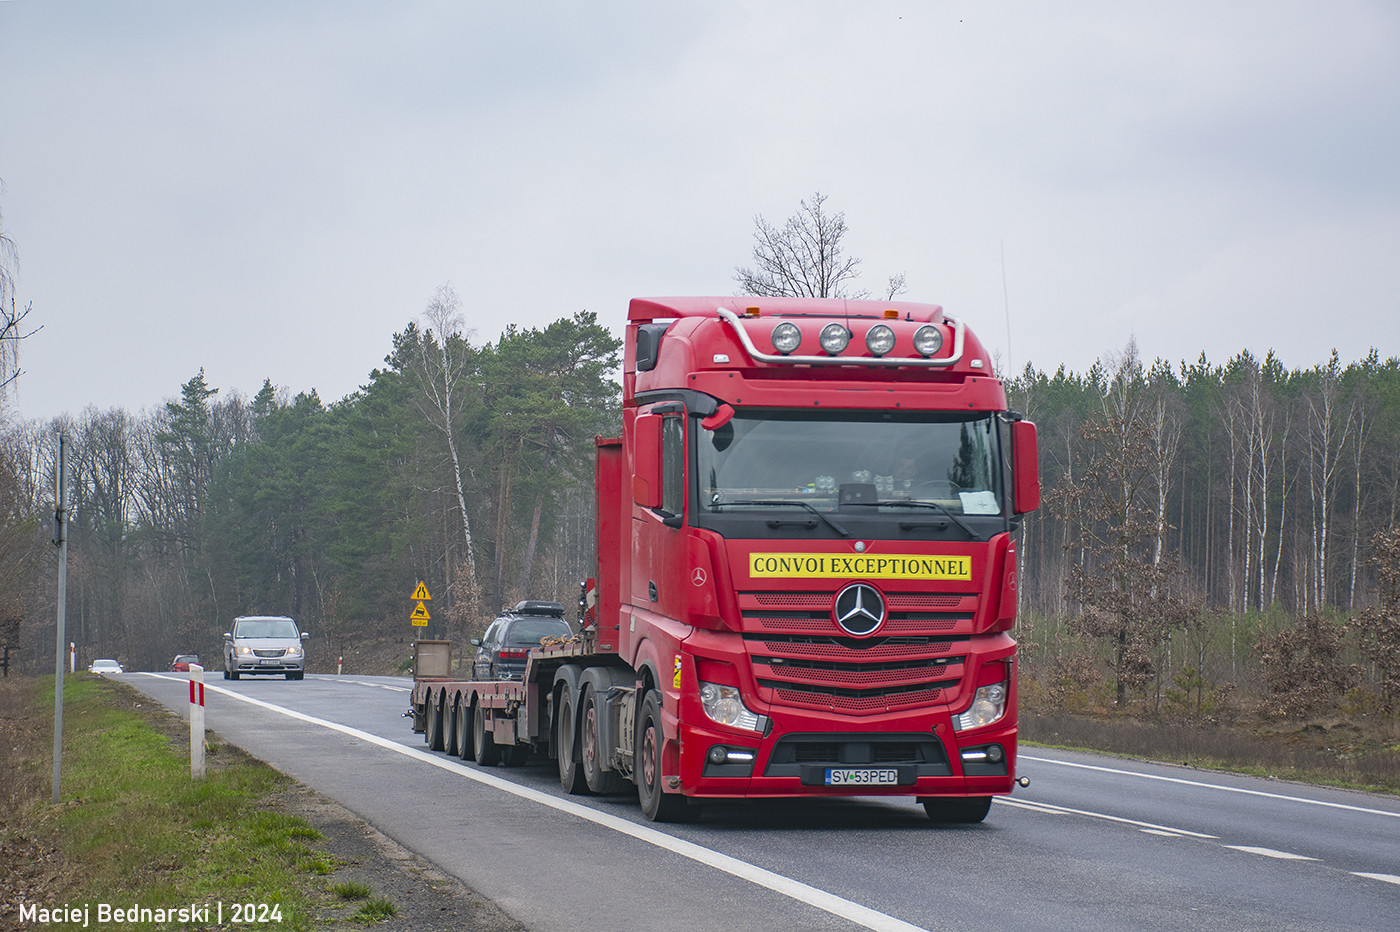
[{"left": 661, "top": 415, "right": 684, "bottom": 516}]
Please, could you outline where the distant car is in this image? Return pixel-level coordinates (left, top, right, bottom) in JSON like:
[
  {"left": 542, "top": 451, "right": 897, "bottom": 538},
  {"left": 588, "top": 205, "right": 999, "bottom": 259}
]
[
  {"left": 471, "top": 601, "right": 572, "bottom": 681},
  {"left": 89, "top": 659, "right": 123, "bottom": 674},
  {"left": 223, "top": 615, "right": 307, "bottom": 681},
  {"left": 168, "top": 654, "right": 201, "bottom": 672}
]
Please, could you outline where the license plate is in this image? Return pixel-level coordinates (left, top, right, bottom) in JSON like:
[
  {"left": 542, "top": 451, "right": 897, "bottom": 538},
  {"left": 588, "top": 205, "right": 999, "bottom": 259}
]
[
  {"left": 824, "top": 768, "right": 899, "bottom": 786},
  {"left": 258, "top": 659, "right": 279, "bottom": 665}
]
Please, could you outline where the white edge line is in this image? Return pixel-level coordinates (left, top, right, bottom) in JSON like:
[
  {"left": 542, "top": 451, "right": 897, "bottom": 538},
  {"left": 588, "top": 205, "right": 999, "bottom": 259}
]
[
  {"left": 1021, "top": 754, "right": 1400, "bottom": 819},
  {"left": 140, "top": 674, "right": 928, "bottom": 932}
]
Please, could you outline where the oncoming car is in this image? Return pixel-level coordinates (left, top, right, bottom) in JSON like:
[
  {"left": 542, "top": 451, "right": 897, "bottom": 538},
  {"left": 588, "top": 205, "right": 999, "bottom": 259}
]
[
  {"left": 88, "top": 659, "right": 123, "bottom": 674},
  {"left": 470, "top": 601, "right": 572, "bottom": 681},
  {"left": 223, "top": 615, "right": 307, "bottom": 680},
  {"left": 168, "top": 654, "right": 201, "bottom": 672}
]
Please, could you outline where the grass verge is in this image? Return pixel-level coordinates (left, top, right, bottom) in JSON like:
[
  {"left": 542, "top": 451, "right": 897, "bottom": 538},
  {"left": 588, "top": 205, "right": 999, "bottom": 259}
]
[{"left": 0, "top": 675, "right": 393, "bottom": 930}]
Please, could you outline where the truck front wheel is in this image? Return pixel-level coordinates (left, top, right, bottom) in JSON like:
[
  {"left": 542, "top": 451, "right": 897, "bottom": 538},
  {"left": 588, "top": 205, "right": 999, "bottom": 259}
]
[
  {"left": 637, "top": 691, "right": 696, "bottom": 823},
  {"left": 922, "top": 796, "right": 992, "bottom": 824}
]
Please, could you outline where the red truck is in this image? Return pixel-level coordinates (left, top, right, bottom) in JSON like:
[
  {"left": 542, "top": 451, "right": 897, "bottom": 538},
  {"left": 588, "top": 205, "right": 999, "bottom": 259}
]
[{"left": 409, "top": 295, "right": 1039, "bottom": 823}]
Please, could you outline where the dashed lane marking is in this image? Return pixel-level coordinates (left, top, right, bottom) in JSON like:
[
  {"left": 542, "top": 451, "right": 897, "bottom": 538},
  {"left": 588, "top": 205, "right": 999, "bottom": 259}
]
[{"left": 1224, "top": 846, "right": 1318, "bottom": 861}]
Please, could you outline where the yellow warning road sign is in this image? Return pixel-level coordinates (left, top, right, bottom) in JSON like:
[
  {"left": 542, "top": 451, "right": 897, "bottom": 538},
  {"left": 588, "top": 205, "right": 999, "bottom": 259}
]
[
  {"left": 412, "top": 581, "right": 432, "bottom": 601},
  {"left": 410, "top": 601, "right": 431, "bottom": 626}
]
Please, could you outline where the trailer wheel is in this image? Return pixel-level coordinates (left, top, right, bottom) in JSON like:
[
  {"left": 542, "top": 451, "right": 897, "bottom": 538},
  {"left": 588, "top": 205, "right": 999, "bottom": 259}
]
[
  {"left": 443, "top": 698, "right": 460, "bottom": 757},
  {"left": 472, "top": 701, "right": 500, "bottom": 766},
  {"left": 555, "top": 689, "right": 589, "bottom": 794},
  {"left": 454, "top": 698, "right": 472, "bottom": 760},
  {"left": 425, "top": 692, "right": 445, "bottom": 752},
  {"left": 922, "top": 796, "right": 992, "bottom": 824},
  {"left": 637, "top": 691, "right": 697, "bottom": 823},
  {"left": 581, "top": 685, "right": 627, "bottom": 794}
]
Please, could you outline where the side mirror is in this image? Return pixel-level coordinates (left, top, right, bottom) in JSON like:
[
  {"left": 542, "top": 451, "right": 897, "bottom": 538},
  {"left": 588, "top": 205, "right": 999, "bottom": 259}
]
[
  {"left": 1012, "top": 420, "right": 1040, "bottom": 514},
  {"left": 223, "top": 632, "right": 231, "bottom": 640},
  {"left": 469, "top": 638, "right": 482, "bottom": 647},
  {"left": 632, "top": 412, "right": 663, "bottom": 508},
  {"left": 300, "top": 632, "right": 309, "bottom": 640}
]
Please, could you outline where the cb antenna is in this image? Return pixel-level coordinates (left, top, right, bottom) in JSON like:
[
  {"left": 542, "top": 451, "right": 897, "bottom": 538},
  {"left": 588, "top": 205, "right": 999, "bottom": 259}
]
[{"left": 1001, "top": 239, "right": 1013, "bottom": 378}]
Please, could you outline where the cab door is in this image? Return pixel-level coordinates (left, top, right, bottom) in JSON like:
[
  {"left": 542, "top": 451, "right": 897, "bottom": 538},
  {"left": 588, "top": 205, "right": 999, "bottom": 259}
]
[{"left": 630, "top": 403, "right": 689, "bottom": 625}]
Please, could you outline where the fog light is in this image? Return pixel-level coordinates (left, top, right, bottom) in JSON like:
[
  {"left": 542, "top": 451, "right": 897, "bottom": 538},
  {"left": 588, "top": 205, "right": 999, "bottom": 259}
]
[
  {"left": 865, "top": 324, "right": 896, "bottom": 356},
  {"left": 708, "top": 745, "right": 729, "bottom": 765},
  {"left": 986, "top": 744, "right": 1005, "bottom": 763},
  {"left": 913, "top": 325, "right": 944, "bottom": 357},
  {"left": 771, "top": 322, "right": 802, "bottom": 354},
  {"left": 819, "top": 323, "right": 850, "bottom": 355}
]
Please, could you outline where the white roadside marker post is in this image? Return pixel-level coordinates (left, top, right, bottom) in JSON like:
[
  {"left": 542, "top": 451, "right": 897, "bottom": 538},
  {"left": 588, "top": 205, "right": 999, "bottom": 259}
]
[{"left": 189, "top": 663, "right": 206, "bottom": 779}]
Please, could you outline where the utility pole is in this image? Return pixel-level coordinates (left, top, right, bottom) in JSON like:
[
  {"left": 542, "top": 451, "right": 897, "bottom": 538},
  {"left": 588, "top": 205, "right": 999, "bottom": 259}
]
[{"left": 51, "top": 432, "right": 68, "bottom": 805}]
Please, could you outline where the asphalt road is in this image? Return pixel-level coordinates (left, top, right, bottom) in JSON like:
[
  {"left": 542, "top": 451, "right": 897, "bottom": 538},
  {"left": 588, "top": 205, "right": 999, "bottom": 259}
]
[{"left": 120, "top": 671, "right": 1400, "bottom": 932}]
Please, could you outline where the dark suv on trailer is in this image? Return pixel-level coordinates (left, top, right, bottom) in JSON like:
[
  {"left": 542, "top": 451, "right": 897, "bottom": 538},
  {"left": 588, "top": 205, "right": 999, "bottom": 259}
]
[{"left": 471, "top": 601, "right": 572, "bottom": 681}]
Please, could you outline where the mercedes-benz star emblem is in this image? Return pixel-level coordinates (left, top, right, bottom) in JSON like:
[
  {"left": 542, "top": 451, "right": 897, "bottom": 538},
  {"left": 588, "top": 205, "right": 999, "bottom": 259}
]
[{"left": 832, "top": 583, "right": 886, "bottom": 636}]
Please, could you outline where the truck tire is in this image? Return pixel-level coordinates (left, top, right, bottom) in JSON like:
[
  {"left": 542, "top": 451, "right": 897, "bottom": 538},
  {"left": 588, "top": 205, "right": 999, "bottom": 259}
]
[
  {"left": 425, "top": 693, "right": 445, "bottom": 752},
  {"left": 443, "top": 698, "right": 460, "bottom": 757},
  {"left": 581, "top": 684, "right": 627, "bottom": 794},
  {"left": 555, "top": 688, "right": 589, "bottom": 794},
  {"left": 455, "top": 699, "right": 473, "bottom": 760},
  {"left": 472, "top": 700, "right": 500, "bottom": 766},
  {"left": 922, "top": 796, "right": 992, "bottom": 824},
  {"left": 637, "top": 691, "right": 697, "bottom": 823}
]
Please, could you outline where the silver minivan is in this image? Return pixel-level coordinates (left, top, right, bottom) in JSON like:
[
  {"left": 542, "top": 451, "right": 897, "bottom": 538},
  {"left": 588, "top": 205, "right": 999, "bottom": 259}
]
[{"left": 223, "top": 615, "right": 307, "bottom": 680}]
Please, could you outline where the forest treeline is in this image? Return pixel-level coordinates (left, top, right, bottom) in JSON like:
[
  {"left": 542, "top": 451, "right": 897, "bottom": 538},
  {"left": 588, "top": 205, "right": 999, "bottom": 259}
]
[
  {"left": 1, "top": 292, "right": 621, "bottom": 671},
  {"left": 2, "top": 311, "right": 1399, "bottom": 723}
]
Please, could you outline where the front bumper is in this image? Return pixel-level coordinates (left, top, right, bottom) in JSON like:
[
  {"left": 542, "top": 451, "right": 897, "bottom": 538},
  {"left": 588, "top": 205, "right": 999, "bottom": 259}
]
[
  {"left": 232, "top": 659, "right": 303, "bottom": 674},
  {"left": 674, "top": 707, "right": 1017, "bottom": 799}
]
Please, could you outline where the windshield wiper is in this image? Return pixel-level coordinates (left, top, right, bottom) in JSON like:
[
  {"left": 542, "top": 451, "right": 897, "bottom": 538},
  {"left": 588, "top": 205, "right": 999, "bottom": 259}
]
[
  {"left": 717, "top": 499, "right": 851, "bottom": 537},
  {"left": 843, "top": 499, "right": 980, "bottom": 538}
]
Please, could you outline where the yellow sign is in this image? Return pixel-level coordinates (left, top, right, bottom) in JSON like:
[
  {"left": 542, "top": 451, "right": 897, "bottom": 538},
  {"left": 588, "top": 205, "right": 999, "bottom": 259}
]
[
  {"left": 410, "top": 601, "right": 431, "bottom": 626},
  {"left": 412, "top": 581, "right": 432, "bottom": 601},
  {"left": 749, "top": 552, "right": 972, "bottom": 581}
]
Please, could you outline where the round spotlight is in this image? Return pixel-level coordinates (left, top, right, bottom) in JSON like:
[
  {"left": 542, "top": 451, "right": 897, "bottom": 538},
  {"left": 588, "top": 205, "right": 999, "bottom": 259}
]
[
  {"left": 913, "top": 325, "right": 944, "bottom": 357},
  {"left": 820, "top": 323, "right": 850, "bottom": 355},
  {"left": 771, "top": 322, "right": 801, "bottom": 355},
  {"left": 865, "top": 324, "right": 896, "bottom": 356},
  {"left": 708, "top": 745, "right": 729, "bottom": 765}
]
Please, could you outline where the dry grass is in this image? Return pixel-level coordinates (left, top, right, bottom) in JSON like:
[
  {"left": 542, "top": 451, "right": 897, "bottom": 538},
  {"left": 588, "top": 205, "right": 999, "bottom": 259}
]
[{"left": 1022, "top": 708, "right": 1400, "bottom": 793}]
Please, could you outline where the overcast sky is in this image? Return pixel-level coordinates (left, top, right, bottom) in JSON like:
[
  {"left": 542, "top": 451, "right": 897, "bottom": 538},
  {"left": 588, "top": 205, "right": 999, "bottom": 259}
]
[{"left": 2, "top": 0, "right": 1398, "bottom": 422}]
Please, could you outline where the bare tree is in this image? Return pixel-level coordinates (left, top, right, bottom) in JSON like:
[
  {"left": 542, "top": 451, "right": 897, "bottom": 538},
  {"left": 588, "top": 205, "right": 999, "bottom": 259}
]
[
  {"left": 1, "top": 201, "right": 38, "bottom": 401},
  {"left": 415, "top": 284, "right": 479, "bottom": 589},
  {"left": 735, "top": 192, "right": 888, "bottom": 299}
]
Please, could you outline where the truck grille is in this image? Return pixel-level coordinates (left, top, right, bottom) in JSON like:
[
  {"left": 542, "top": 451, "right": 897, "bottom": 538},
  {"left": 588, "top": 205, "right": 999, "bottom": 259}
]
[{"left": 738, "top": 589, "right": 978, "bottom": 716}]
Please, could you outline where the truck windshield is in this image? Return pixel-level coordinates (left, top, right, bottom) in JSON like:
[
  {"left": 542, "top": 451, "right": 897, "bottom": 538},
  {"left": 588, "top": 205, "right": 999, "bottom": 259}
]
[{"left": 697, "top": 409, "right": 1003, "bottom": 516}]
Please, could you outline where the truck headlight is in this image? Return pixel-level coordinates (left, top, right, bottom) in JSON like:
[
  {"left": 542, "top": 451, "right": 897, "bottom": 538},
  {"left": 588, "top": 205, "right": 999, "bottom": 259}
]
[
  {"left": 955, "top": 682, "right": 1008, "bottom": 731},
  {"left": 699, "top": 682, "right": 763, "bottom": 732}
]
